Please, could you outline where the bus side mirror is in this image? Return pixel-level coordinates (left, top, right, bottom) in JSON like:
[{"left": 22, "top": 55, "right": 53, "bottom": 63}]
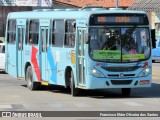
[{"left": 151, "top": 29, "right": 156, "bottom": 48}]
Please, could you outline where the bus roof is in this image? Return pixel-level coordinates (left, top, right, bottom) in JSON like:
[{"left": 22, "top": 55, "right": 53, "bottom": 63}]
[{"left": 8, "top": 8, "right": 147, "bottom": 20}]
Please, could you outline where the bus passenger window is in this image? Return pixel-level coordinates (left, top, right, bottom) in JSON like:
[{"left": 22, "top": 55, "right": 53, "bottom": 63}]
[
  {"left": 28, "top": 20, "right": 39, "bottom": 45},
  {"left": 52, "top": 34, "right": 55, "bottom": 45},
  {"left": 54, "top": 20, "right": 65, "bottom": 47},
  {"left": 64, "top": 20, "right": 76, "bottom": 47},
  {"left": 18, "top": 28, "right": 21, "bottom": 50},
  {"left": 7, "top": 20, "right": 16, "bottom": 44},
  {"left": 51, "top": 21, "right": 55, "bottom": 45}
]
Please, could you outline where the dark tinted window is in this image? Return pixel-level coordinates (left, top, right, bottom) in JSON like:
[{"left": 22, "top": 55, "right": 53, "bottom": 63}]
[
  {"left": 51, "top": 20, "right": 65, "bottom": 47},
  {"left": 7, "top": 20, "right": 16, "bottom": 44},
  {"left": 64, "top": 20, "right": 76, "bottom": 47},
  {"left": 27, "top": 20, "right": 39, "bottom": 45}
]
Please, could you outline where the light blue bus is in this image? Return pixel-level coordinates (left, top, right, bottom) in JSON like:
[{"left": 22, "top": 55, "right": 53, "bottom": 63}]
[
  {"left": 152, "top": 39, "right": 160, "bottom": 62},
  {"left": 5, "top": 6, "right": 152, "bottom": 96}
]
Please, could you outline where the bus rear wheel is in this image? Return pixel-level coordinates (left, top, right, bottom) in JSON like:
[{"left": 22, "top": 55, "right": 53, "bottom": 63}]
[
  {"left": 70, "top": 71, "right": 79, "bottom": 96},
  {"left": 26, "top": 66, "right": 39, "bottom": 90},
  {"left": 121, "top": 88, "right": 131, "bottom": 96}
]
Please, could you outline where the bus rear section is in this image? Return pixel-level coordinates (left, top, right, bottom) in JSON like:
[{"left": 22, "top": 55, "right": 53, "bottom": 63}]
[{"left": 84, "top": 12, "right": 152, "bottom": 96}]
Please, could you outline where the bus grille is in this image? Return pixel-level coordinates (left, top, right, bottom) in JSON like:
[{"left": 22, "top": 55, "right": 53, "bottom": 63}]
[
  {"left": 102, "top": 66, "right": 141, "bottom": 72},
  {"left": 111, "top": 80, "right": 132, "bottom": 85},
  {"left": 108, "top": 74, "right": 135, "bottom": 77}
]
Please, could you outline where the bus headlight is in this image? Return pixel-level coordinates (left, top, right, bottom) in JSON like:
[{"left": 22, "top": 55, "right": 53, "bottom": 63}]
[
  {"left": 92, "top": 69, "right": 97, "bottom": 74},
  {"left": 145, "top": 68, "right": 150, "bottom": 73},
  {"left": 138, "top": 68, "right": 150, "bottom": 77},
  {"left": 89, "top": 67, "right": 106, "bottom": 78}
]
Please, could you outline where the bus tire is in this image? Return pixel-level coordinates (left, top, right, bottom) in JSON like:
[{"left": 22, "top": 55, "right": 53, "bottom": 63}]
[
  {"left": 122, "top": 88, "right": 131, "bottom": 96},
  {"left": 152, "top": 60, "right": 155, "bottom": 63},
  {"left": 70, "top": 70, "right": 79, "bottom": 96},
  {"left": 26, "top": 66, "right": 39, "bottom": 90}
]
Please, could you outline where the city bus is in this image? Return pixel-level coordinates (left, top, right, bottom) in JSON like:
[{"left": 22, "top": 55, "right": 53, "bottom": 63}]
[
  {"left": 5, "top": 6, "right": 152, "bottom": 96},
  {"left": 152, "top": 39, "right": 160, "bottom": 62}
]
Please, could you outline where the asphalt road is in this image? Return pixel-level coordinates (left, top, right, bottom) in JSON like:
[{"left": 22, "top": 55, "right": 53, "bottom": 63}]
[
  {"left": 152, "top": 62, "right": 160, "bottom": 78},
  {"left": 0, "top": 63, "right": 159, "bottom": 120}
]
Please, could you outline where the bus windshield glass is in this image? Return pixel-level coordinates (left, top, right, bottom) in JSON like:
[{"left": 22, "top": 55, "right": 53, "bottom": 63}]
[{"left": 89, "top": 27, "right": 150, "bottom": 63}]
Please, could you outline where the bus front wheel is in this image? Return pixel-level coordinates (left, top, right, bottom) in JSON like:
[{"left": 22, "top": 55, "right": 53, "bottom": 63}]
[
  {"left": 26, "top": 66, "right": 39, "bottom": 90},
  {"left": 122, "top": 88, "right": 131, "bottom": 96},
  {"left": 70, "top": 71, "right": 79, "bottom": 96}
]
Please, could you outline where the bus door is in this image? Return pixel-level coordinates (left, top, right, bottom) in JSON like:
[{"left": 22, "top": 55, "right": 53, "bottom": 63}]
[
  {"left": 17, "top": 25, "right": 25, "bottom": 78},
  {"left": 77, "top": 28, "right": 86, "bottom": 86},
  {"left": 40, "top": 27, "right": 49, "bottom": 82}
]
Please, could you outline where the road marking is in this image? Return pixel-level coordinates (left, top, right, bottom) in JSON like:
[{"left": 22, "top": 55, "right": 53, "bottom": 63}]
[
  {"left": 11, "top": 104, "right": 24, "bottom": 109},
  {"left": 124, "top": 102, "right": 143, "bottom": 106},
  {"left": 0, "top": 105, "right": 12, "bottom": 109}
]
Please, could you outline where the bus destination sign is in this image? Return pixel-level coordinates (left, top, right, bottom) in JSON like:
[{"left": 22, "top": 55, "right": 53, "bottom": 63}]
[
  {"left": 97, "top": 16, "right": 139, "bottom": 23},
  {"left": 89, "top": 14, "right": 149, "bottom": 25}
]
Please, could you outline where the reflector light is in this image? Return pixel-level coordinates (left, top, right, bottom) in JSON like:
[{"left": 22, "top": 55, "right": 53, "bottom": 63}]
[{"left": 140, "top": 80, "right": 150, "bottom": 85}]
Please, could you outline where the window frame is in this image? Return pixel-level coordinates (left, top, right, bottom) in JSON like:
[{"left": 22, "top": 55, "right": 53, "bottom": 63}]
[
  {"left": 50, "top": 19, "right": 65, "bottom": 47},
  {"left": 64, "top": 19, "right": 76, "bottom": 48},
  {"left": 27, "top": 19, "right": 39, "bottom": 45},
  {"left": 7, "top": 19, "right": 16, "bottom": 44}
]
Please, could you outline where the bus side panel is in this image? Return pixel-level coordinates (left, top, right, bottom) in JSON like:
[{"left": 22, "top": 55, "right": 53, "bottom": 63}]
[
  {"left": 56, "top": 48, "right": 74, "bottom": 86},
  {"left": 31, "top": 45, "right": 41, "bottom": 82},
  {"left": 24, "top": 45, "right": 40, "bottom": 82},
  {"left": 47, "top": 47, "right": 65, "bottom": 85},
  {"left": 6, "top": 44, "right": 17, "bottom": 77},
  {"left": 47, "top": 47, "right": 74, "bottom": 86},
  {"left": 47, "top": 47, "right": 57, "bottom": 84}
]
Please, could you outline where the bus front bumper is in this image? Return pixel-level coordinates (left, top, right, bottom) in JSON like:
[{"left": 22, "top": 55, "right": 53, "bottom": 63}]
[{"left": 85, "top": 74, "right": 152, "bottom": 89}]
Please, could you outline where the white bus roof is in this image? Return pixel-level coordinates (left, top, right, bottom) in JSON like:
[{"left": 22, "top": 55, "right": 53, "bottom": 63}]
[{"left": 7, "top": 8, "right": 147, "bottom": 20}]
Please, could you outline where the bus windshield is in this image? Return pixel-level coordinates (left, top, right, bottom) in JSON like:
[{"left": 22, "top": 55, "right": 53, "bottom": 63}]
[{"left": 89, "top": 27, "right": 150, "bottom": 63}]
